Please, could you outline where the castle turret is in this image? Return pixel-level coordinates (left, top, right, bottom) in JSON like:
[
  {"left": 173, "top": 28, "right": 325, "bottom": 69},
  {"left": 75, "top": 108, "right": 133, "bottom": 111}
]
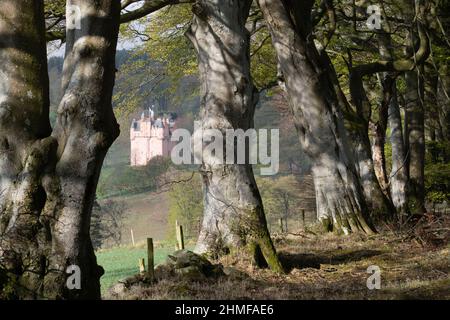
[{"left": 130, "top": 111, "right": 176, "bottom": 166}]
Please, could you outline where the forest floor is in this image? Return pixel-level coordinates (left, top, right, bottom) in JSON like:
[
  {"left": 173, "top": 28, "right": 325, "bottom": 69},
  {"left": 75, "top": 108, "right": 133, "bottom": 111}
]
[{"left": 104, "top": 215, "right": 449, "bottom": 300}]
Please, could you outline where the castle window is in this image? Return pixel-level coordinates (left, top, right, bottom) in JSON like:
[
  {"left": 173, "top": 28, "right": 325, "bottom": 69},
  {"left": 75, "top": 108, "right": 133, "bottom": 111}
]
[{"left": 133, "top": 121, "right": 140, "bottom": 131}]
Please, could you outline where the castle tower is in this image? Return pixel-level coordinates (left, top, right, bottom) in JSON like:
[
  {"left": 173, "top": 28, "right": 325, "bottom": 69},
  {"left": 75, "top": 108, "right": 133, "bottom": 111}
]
[{"left": 130, "top": 108, "right": 176, "bottom": 166}]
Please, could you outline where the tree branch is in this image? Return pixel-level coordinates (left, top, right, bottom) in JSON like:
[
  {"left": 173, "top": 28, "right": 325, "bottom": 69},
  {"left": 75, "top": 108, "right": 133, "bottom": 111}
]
[
  {"left": 120, "top": 0, "right": 194, "bottom": 23},
  {"left": 46, "top": 0, "right": 194, "bottom": 41}
]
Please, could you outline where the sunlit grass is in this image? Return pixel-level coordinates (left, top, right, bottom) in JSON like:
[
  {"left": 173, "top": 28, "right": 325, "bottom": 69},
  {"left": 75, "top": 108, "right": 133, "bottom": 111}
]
[{"left": 96, "top": 244, "right": 173, "bottom": 296}]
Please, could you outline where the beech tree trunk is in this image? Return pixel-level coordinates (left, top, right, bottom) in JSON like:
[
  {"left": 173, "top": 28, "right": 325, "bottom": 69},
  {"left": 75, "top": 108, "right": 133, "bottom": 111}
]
[
  {"left": 388, "top": 85, "right": 409, "bottom": 215},
  {"left": 437, "top": 65, "right": 450, "bottom": 162},
  {"left": 371, "top": 110, "right": 389, "bottom": 195},
  {"left": 257, "top": 0, "right": 375, "bottom": 234},
  {"left": 0, "top": 0, "right": 53, "bottom": 298},
  {"left": 347, "top": 47, "right": 395, "bottom": 221},
  {"left": 376, "top": 33, "right": 408, "bottom": 215},
  {"left": 0, "top": 0, "right": 120, "bottom": 299},
  {"left": 312, "top": 39, "right": 394, "bottom": 222},
  {"left": 350, "top": 126, "right": 394, "bottom": 222},
  {"left": 371, "top": 37, "right": 394, "bottom": 198},
  {"left": 186, "top": 0, "right": 284, "bottom": 272},
  {"left": 400, "top": 1, "right": 427, "bottom": 215},
  {"left": 405, "top": 69, "right": 426, "bottom": 214},
  {"left": 346, "top": 76, "right": 394, "bottom": 221},
  {"left": 372, "top": 130, "right": 389, "bottom": 192}
]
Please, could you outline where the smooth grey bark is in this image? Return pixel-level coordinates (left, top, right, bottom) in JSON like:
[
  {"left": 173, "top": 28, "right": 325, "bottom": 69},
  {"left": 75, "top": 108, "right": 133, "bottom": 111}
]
[
  {"left": 375, "top": 33, "right": 409, "bottom": 216},
  {"left": 345, "top": 33, "right": 395, "bottom": 220},
  {"left": 0, "top": 0, "right": 120, "bottom": 299},
  {"left": 257, "top": 0, "right": 375, "bottom": 234},
  {"left": 437, "top": 65, "right": 450, "bottom": 162},
  {"left": 424, "top": 66, "right": 439, "bottom": 143},
  {"left": 0, "top": 0, "right": 53, "bottom": 298},
  {"left": 371, "top": 127, "right": 389, "bottom": 194},
  {"left": 371, "top": 87, "right": 390, "bottom": 197},
  {"left": 404, "top": 68, "right": 426, "bottom": 214},
  {"left": 312, "top": 39, "right": 394, "bottom": 222},
  {"left": 398, "top": 0, "right": 427, "bottom": 215},
  {"left": 388, "top": 84, "right": 409, "bottom": 215},
  {"left": 186, "top": 0, "right": 284, "bottom": 272},
  {"left": 347, "top": 68, "right": 395, "bottom": 221},
  {"left": 350, "top": 125, "right": 394, "bottom": 221}
]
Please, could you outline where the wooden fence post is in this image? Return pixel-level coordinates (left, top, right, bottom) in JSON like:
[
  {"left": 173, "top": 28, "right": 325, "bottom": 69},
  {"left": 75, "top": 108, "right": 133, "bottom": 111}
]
[
  {"left": 176, "top": 221, "right": 185, "bottom": 250},
  {"left": 301, "top": 210, "right": 306, "bottom": 230},
  {"left": 147, "top": 238, "right": 154, "bottom": 281},
  {"left": 139, "top": 258, "right": 145, "bottom": 273},
  {"left": 130, "top": 228, "right": 135, "bottom": 247}
]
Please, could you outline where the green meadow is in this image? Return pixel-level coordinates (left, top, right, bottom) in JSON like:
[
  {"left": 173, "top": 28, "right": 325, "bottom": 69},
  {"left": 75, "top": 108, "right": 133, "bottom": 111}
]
[{"left": 96, "top": 245, "right": 174, "bottom": 296}]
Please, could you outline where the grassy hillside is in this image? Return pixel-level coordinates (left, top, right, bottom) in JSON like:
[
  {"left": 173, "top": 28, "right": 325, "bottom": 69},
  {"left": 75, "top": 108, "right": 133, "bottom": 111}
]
[{"left": 98, "top": 191, "right": 170, "bottom": 246}]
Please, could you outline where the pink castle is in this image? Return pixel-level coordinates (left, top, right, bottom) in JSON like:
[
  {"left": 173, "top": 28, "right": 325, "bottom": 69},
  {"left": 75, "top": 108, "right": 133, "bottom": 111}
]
[{"left": 130, "top": 108, "right": 176, "bottom": 166}]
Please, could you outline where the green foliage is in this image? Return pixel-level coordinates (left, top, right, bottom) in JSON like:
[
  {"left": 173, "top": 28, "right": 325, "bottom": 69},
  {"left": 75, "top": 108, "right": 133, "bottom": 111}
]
[
  {"left": 120, "top": 5, "right": 196, "bottom": 95},
  {"left": 425, "top": 141, "right": 450, "bottom": 204},
  {"left": 44, "top": 0, "right": 65, "bottom": 16},
  {"left": 0, "top": 274, "right": 17, "bottom": 300},
  {"left": 254, "top": 95, "right": 311, "bottom": 174},
  {"left": 250, "top": 26, "right": 278, "bottom": 90},
  {"left": 145, "top": 5, "right": 197, "bottom": 82},
  {"left": 425, "top": 163, "right": 450, "bottom": 203},
  {"left": 426, "top": 141, "right": 450, "bottom": 164},
  {"left": 97, "top": 156, "right": 171, "bottom": 199},
  {"left": 167, "top": 172, "right": 203, "bottom": 242},
  {"left": 384, "top": 140, "right": 393, "bottom": 173},
  {"left": 114, "top": 68, "right": 199, "bottom": 124},
  {"left": 112, "top": 53, "right": 166, "bottom": 120},
  {"left": 91, "top": 200, "right": 127, "bottom": 250},
  {"left": 257, "top": 175, "right": 304, "bottom": 230}
]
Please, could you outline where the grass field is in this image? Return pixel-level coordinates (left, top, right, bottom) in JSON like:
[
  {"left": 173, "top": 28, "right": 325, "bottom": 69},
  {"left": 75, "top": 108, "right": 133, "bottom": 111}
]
[{"left": 96, "top": 244, "right": 174, "bottom": 296}]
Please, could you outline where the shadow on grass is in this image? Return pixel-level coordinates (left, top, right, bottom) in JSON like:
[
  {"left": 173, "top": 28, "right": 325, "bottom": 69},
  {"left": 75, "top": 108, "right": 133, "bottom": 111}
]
[
  {"left": 107, "top": 267, "right": 138, "bottom": 279},
  {"left": 388, "top": 278, "right": 450, "bottom": 299},
  {"left": 279, "top": 249, "right": 383, "bottom": 272}
]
